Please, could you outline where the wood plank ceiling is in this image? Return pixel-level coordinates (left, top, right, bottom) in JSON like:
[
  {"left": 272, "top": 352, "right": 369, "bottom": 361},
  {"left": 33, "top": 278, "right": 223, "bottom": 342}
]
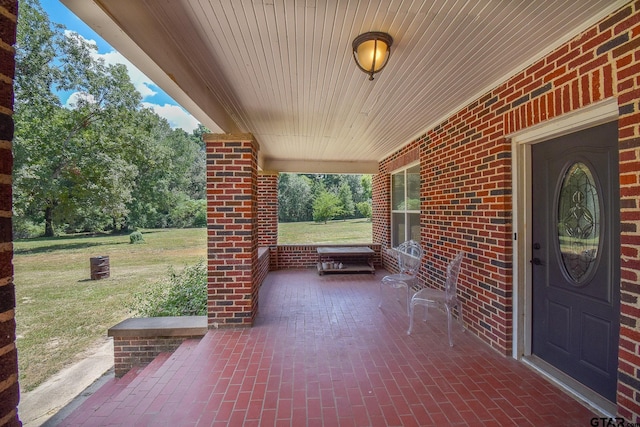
[{"left": 66, "top": 0, "right": 623, "bottom": 173}]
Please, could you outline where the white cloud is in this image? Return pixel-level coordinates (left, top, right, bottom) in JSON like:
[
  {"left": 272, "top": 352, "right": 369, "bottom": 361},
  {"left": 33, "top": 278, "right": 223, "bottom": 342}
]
[
  {"left": 64, "top": 30, "right": 157, "bottom": 98},
  {"left": 64, "top": 29, "right": 97, "bottom": 48},
  {"left": 62, "top": 30, "right": 200, "bottom": 132},
  {"left": 64, "top": 91, "right": 96, "bottom": 109},
  {"left": 143, "top": 102, "right": 200, "bottom": 133},
  {"left": 97, "top": 51, "right": 158, "bottom": 99}
]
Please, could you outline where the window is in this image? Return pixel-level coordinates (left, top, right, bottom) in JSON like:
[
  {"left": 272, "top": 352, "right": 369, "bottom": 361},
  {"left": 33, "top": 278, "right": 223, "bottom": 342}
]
[{"left": 391, "top": 164, "right": 420, "bottom": 247}]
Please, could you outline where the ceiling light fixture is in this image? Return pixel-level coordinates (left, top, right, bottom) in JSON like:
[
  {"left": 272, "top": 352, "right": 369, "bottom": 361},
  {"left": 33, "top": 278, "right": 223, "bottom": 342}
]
[{"left": 352, "top": 31, "right": 393, "bottom": 81}]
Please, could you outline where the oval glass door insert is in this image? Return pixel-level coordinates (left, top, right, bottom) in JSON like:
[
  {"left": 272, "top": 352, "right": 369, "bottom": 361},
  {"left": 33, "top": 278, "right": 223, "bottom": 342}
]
[{"left": 557, "top": 162, "right": 600, "bottom": 284}]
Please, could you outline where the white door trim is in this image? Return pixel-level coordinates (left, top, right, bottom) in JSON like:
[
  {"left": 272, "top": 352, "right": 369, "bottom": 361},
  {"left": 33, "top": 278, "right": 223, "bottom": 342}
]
[{"left": 508, "top": 97, "right": 619, "bottom": 360}]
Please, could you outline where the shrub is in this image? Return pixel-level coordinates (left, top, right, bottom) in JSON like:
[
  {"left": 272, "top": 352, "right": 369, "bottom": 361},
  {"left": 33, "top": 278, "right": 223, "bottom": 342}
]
[
  {"left": 356, "top": 201, "right": 372, "bottom": 220},
  {"left": 169, "top": 198, "right": 207, "bottom": 228},
  {"left": 13, "top": 219, "right": 45, "bottom": 239},
  {"left": 129, "top": 260, "right": 207, "bottom": 317},
  {"left": 129, "top": 231, "right": 145, "bottom": 244}
]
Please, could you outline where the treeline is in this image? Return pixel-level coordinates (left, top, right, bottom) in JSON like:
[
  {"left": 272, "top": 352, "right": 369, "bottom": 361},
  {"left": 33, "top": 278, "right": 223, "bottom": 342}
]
[
  {"left": 13, "top": 0, "right": 207, "bottom": 238},
  {"left": 278, "top": 174, "right": 372, "bottom": 223}
]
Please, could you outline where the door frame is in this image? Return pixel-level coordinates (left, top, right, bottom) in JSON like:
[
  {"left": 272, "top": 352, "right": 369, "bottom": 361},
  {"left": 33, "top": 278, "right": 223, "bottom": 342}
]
[{"left": 509, "top": 98, "right": 619, "bottom": 410}]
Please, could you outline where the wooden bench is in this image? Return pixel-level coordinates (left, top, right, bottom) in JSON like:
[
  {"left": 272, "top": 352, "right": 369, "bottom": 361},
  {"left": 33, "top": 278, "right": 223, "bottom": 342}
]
[{"left": 316, "top": 246, "right": 375, "bottom": 275}]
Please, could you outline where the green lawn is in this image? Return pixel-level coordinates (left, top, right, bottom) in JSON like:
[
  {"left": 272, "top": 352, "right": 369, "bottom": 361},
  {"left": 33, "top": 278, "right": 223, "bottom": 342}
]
[
  {"left": 14, "top": 228, "right": 207, "bottom": 391},
  {"left": 14, "top": 219, "right": 371, "bottom": 391},
  {"left": 278, "top": 218, "right": 372, "bottom": 244}
]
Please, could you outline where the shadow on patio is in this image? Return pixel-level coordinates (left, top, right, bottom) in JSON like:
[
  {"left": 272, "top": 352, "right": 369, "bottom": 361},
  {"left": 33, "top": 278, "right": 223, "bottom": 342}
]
[{"left": 59, "top": 269, "right": 596, "bottom": 426}]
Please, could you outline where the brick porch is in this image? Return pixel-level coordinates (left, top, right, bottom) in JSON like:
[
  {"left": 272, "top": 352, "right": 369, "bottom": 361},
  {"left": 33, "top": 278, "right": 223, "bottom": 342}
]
[{"left": 59, "top": 269, "right": 598, "bottom": 426}]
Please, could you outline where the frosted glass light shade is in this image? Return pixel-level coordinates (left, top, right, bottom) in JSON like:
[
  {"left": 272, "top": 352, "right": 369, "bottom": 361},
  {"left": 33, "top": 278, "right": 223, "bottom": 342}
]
[{"left": 352, "top": 32, "right": 393, "bottom": 80}]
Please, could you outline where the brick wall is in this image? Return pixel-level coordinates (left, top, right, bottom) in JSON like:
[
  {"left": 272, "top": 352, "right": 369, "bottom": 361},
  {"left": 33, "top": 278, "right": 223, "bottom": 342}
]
[
  {"left": 372, "top": 169, "right": 390, "bottom": 257},
  {"left": 205, "top": 134, "right": 259, "bottom": 327},
  {"left": 112, "top": 335, "right": 203, "bottom": 377},
  {"left": 0, "top": 1, "right": 20, "bottom": 425},
  {"left": 257, "top": 173, "right": 278, "bottom": 248},
  {"left": 374, "top": 1, "right": 640, "bottom": 419},
  {"left": 256, "top": 247, "right": 270, "bottom": 289}
]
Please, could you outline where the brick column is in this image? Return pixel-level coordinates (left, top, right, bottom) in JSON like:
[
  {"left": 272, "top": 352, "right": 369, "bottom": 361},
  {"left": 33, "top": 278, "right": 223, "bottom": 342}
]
[
  {"left": 371, "top": 171, "right": 390, "bottom": 249},
  {"left": 205, "top": 134, "right": 259, "bottom": 327},
  {"left": 258, "top": 172, "right": 278, "bottom": 270},
  {"left": 0, "top": 1, "right": 21, "bottom": 426},
  {"left": 257, "top": 172, "right": 278, "bottom": 247}
]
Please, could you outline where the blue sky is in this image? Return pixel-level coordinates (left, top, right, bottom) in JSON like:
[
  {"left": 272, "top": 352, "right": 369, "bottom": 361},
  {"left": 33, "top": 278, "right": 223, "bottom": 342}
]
[{"left": 42, "top": 1, "right": 200, "bottom": 133}]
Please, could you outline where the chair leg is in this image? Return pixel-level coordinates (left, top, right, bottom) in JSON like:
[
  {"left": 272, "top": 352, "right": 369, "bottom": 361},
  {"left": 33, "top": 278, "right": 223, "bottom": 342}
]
[
  {"left": 445, "top": 304, "right": 454, "bottom": 347},
  {"left": 407, "top": 303, "right": 414, "bottom": 335},
  {"left": 405, "top": 287, "right": 411, "bottom": 316},
  {"left": 378, "top": 282, "right": 383, "bottom": 309}
]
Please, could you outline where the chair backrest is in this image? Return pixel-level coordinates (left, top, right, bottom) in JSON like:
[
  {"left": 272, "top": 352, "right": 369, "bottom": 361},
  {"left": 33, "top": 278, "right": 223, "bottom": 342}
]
[
  {"left": 395, "top": 240, "right": 424, "bottom": 277},
  {"left": 444, "top": 252, "right": 465, "bottom": 302}
]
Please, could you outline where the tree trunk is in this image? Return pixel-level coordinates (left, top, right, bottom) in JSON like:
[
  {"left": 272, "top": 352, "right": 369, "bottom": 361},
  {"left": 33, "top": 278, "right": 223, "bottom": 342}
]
[{"left": 44, "top": 206, "right": 55, "bottom": 237}]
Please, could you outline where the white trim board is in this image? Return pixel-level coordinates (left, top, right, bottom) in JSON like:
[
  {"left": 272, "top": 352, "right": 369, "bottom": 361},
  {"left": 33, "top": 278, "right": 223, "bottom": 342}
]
[{"left": 508, "top": 97, "right": 619, "bottom": 359}]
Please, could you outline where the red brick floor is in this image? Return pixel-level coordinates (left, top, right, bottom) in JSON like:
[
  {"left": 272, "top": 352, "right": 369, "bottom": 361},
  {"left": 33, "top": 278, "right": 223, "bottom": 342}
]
[{"left": 60, "top": 269, "right": 597, "bottom": 426}]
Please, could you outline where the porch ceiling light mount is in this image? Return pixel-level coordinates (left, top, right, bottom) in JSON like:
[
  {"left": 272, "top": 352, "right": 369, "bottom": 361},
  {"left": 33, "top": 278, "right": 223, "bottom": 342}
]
[{"left": 352, "top": 31, "right": 393, "bottom": 81}]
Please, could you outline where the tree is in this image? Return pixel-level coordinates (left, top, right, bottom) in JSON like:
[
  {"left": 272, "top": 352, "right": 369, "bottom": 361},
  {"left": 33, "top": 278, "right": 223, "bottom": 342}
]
[
  {"left": 275, "top": 173, "right": 374, "bottom": 222},
  {"left": 186, "top": 125, "right": 209, "bottom": 201},
  {"left": 278, "top": 173, "right": 313, "bottom": 222},
  {"left": 312, "top": 191, "right": 342, "bottom": 224},
  {"left": 361, "top": 175, "right": 372, "bottom": 201},
  {"left": 14, "top": 0, "right": 141, "bottom": 236},
  {"left": 356, "top": 201, "right": 372, "bottom": 221},
  {"left": 337, "top": 182, "right": 355, "bottom": 220},
  {"left": 14, "top": 0, "right": 208, "bottom": 236}
]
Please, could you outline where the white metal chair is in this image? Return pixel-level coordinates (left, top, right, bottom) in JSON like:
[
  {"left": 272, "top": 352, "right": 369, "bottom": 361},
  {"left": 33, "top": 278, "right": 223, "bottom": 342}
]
[
  {"left": 378, "top": 240, "right": 423, "bottom": 315},
  {"left": 407, "top": 252, "right": 465, "bottom": 346}
]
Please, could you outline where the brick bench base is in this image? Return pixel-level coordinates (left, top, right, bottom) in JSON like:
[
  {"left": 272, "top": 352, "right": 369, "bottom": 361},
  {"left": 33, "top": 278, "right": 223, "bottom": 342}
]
[{"left": 108, "top": 316, "right": 208, "bottom": 377}]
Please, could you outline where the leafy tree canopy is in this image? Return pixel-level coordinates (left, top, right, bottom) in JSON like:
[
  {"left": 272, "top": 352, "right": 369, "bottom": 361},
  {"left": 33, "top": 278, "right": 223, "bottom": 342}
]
[
  {"left": 312, "top": 191, "right": 342, "bottom": 224},
  {"left": 14, "top": 0, "right": 207, "bottom": 237},
  {"left": 278, "top": 173, "right": 371, "bottom": 223}
]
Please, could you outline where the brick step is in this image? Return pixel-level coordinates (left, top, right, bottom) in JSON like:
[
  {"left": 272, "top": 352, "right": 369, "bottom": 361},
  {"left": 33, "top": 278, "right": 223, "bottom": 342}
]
[
  {"left": 120, "top": 351, "right": 172, "bottom": 389},
  {"left": 105, "top": 339, "right": 203, "bottom": 404},
  {"left": 144, "top": 338, "right": 203, "bottom": 379},
  {"left": 59, "top": 364, "right": 143, "bottom": 425},
  {"left": 60, "top": 341, "right": 202, "bottom": 426}
]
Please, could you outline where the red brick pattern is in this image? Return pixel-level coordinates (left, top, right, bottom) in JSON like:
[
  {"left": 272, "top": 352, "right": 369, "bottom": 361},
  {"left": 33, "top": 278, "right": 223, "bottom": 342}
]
[
  {"left": 205, "top": 135, "right": 259, "bottom": 328},
  {"left": 0, "top": 2, "right": 20, "bottom": 426},
  {"left": 256, "top": 248, "right": 270, "bottom": 292},
  {"left": 257, "top": 173, "right": 278, "bottom": 248},
  {"left": 372, "top": 170, "right": 390, "bottom": 255},
  {"left": 61, "top": 271, "right": 597, "bottom": 426},
  {"left": 373, "top": 1, "right": 640, "bottom": 419},
  {"left": 112, "top": 335, "right": 204, "bottom": 377}
]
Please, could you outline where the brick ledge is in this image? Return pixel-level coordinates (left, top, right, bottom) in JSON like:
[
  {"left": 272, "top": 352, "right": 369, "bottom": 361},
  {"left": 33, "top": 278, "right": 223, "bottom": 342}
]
[
  {"left": 108, "top": 316, "right": 208, "bottom": 377},
  {"left": 108, "top": 316, "right": 208, "bottom": 338}
]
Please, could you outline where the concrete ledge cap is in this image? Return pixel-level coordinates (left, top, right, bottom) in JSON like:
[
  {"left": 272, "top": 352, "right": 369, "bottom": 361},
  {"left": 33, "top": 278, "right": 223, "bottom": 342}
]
[{"left": 108, "top": 316, "right": 208, "bottom": 338}]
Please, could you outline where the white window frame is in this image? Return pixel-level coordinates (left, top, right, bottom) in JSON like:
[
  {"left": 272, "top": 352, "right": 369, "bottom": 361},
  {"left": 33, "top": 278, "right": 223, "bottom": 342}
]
[{"left": 390, "top": 162, "right": 420, "bottom": 247}]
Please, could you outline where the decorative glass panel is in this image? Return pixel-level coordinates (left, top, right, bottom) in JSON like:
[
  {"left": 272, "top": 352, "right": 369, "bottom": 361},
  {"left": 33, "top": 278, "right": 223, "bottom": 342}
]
[{"left": 557, "top": 162, "right": 600, "bottom": 284}]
